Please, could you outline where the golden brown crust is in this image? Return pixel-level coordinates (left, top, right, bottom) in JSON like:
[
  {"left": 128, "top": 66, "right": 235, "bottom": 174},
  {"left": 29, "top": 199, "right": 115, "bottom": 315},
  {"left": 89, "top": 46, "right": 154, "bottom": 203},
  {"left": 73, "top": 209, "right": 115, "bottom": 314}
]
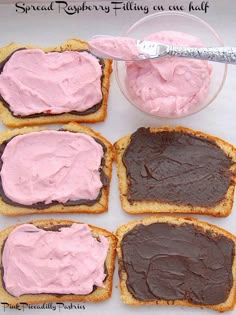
[
  {"left": 0, "top": 39, "right": 112, "bottom": 127},
  {"left": 116, "top": 215, "right": 236, "bottom": 312},
  {"left": 114, "top": 126, "right": 236, "bottom": 217},
  {"left": 0, "top": 122, "right": 114, "bottom": 215},
  {"left": 0, "top": 219, "right": 117, "bottom": 305}
]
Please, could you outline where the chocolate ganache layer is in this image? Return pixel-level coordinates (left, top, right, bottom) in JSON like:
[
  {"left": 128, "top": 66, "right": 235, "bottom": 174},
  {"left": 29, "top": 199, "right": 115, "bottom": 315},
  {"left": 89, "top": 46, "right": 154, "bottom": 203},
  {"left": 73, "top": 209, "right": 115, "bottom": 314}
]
[
  {"left": 0, "top": 132, "right": 108, "bottom": 209},
  {"left": 121, "top": 222, "right": 235, "bottom": 305},
  {"left": 123, "top": 128, "right": 233, "bottom": 207},
  {"left": 0, "top": 49, "right": 105, "bottom": 117}
]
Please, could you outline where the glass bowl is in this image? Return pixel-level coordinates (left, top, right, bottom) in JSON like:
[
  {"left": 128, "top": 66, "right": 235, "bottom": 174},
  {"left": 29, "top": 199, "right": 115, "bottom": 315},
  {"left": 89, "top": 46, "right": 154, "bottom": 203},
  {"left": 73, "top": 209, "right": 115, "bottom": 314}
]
[{"left": 114, "top": 11, "right": 227, "bottom": 118}]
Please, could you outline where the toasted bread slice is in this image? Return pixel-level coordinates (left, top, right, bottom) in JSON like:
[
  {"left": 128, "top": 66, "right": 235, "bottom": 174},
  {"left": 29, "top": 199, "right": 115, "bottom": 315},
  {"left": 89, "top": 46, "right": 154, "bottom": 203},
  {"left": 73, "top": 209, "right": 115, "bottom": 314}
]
[
  {"left": 114, "top": 126, "right": 236, "bottom": 216},
  {"left": 0, "top": 219, "right": 117, "bottom": 305},
  {"left": 0, "top": 39, "right": 112, "bottom": 127},
  {"left": 116, "top": 215, "right": 236, "bottom": 312},
  {"left": 0, "top": 122, "right": 113, "bottom": 215}
]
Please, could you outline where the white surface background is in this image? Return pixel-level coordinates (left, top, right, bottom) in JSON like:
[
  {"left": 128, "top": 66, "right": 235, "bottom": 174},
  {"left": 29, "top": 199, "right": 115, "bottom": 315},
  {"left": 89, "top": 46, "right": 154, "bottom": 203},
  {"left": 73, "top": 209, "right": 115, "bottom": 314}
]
[{"left": 0, "top": 0, "right": 235, "bottom": 314}]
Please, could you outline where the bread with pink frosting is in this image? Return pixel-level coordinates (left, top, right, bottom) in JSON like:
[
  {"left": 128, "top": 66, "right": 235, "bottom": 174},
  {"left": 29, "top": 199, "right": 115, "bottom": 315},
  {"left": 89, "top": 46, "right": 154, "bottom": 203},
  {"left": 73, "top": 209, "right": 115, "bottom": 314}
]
[
  {"left": 114, "top": 126, "right": 236, "bottom": 216},
  {"left": 0, "top": 122, "right": 113, "bottom": 215},
  {"left": 0, "top": 219, "right": 117, "bottom": 305},
  {"left": 0, "top": 39, "right": 112, "bottom": 127}
]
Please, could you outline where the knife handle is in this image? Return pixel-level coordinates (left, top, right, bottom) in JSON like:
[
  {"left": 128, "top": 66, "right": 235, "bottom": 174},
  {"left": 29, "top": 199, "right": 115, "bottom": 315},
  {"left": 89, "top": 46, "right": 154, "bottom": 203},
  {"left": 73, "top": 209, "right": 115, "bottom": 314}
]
[{"left": 169, "top": 46, "right": 236, "bottom": 65}]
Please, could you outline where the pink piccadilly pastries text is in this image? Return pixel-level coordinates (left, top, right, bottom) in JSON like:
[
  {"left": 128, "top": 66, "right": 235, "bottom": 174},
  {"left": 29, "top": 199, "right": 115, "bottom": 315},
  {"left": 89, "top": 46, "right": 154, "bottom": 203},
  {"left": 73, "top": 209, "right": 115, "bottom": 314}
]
[
  {"left": 0, "top": 130, "right": 104, "bottom": 205},
  {"left": 0, "top": 49, "right": 102, "bottom": 116},
  {"left": 2, "top": 224, "right": 109, "bottom": 297}
]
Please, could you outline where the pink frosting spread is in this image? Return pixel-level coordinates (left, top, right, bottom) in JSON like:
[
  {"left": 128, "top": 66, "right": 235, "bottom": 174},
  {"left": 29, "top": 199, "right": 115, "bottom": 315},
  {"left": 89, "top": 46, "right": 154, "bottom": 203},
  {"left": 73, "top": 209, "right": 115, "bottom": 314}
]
[
  {"left": 0, "top": 130, "right": 104, "bottom": 205},
  {"left": 126, "top": 31, "right": 212, "bottom": 117},
  {"left": 2, "top": 223, "right": 109, "bottom": 297},
  {"left": 0, "top": 49, "right": 102, "bottom": 116},
  {"left": 89, "top": 37, "right": 141, "bottom": 60}
]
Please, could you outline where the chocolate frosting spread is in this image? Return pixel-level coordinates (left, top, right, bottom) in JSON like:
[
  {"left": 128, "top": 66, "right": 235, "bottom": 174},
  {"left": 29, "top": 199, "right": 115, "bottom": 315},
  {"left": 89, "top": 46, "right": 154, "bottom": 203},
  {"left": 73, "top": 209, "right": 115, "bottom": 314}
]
[
  {"left": 0, "top": 132, "right": 108, "bottom": 209},
  {"left": 121, "top": 222, "right": 235, "bottom": 305},
  {"left": 0, "top": 49, "right": 104, "bottom": 117},
  {"left": 123, "top": 128, "right": 233, "bottom": 207}
]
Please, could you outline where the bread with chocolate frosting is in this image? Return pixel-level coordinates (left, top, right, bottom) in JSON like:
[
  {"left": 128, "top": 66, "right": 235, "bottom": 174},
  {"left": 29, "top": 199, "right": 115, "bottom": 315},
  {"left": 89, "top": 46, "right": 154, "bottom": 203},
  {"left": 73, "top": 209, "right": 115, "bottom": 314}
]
[
  {"left": 0, "top": 39, "right": 112, "bottom": 127},
  {"left": 0, "top": 219, "right": 117, "bottom": 305},
  {"left": 0, "top": 122, "right": 113, "bottom": 215},
  {"left": 114, "top": 126, "right": 236, "bottom": 216},
  {"left": 116, "top": 215, "right": 236, "bottom": 312}
]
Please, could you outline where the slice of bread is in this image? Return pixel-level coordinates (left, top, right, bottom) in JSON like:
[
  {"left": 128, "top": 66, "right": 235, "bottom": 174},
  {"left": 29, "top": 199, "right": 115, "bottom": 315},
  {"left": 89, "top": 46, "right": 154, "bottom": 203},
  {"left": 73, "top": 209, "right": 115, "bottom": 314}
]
[
  {"left": 116, "top": 215, "right": 236, "bottom": 312},
  {"left": 0, "top": 219, "right": 117, "bottom": 305},
  {"left": 0, "top": 39, "right": 112, "bottom": 127},
  {"left": 0, "top": 122, "right": 113, "bottom": 215},
  {"left": 114, "top": 126, "right": 236, "bottom": 216}
]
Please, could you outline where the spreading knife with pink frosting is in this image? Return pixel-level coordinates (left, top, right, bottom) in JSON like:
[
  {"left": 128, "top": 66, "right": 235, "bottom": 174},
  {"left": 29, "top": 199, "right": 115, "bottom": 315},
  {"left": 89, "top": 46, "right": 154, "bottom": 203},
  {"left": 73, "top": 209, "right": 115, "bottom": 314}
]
[
  {"left": 89, "top": 35, "right": 236, "bottom": 64},
  {"left": 90, "top": 31, "right": 215, "bottom": 117}
]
